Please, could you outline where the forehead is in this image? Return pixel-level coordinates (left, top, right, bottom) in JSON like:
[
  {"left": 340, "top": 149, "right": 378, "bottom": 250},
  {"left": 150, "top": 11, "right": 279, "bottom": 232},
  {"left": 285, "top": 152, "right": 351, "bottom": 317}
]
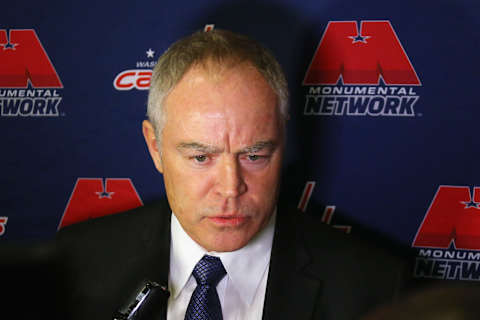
[
  {"left": 162, "top": 63, "right": 281, "bottom": 146},
  {"left": 165, "top": 62, "right": 276, "bottom": 109}
]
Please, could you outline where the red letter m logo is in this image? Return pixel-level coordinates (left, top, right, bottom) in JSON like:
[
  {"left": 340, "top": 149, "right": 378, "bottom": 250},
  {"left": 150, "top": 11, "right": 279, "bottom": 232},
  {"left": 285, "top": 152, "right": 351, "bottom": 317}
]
[
  {"left": 58, "top": 178, "right": 143, "bottom": 229},
  {"left": 0, "top": 29, "right": 62, "bottom": 88},
  {"left": 303, "top": 21, "right": 420, "bottom": 85},
  {"left": 413, "top": 186, "right": 480, "bottom": 250}
]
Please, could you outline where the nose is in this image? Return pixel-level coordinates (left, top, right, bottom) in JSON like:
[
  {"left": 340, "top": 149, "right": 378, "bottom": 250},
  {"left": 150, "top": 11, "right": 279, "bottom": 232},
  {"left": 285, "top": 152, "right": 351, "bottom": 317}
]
[{"left": 215, "top": 156, "right": 247, "bottom": 198}]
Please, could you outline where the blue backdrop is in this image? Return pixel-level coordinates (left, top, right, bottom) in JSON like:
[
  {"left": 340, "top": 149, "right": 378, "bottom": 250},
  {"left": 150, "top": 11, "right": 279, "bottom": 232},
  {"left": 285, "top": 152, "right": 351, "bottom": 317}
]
[{"left": 2, "top": 0, "right": 480, "bottom": 282}]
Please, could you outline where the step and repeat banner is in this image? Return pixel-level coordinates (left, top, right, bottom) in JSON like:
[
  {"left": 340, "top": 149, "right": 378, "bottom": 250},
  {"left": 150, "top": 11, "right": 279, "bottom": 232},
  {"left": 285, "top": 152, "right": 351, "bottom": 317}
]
[{"left": 2, "top": 0, "right": 480, "bottom": 282}]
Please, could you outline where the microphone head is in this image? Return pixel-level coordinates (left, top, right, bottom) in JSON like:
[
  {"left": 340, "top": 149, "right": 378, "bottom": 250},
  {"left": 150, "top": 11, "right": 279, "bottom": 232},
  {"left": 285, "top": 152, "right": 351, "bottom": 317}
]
[{"left": 113, "top": 280, "right": 170, "bottom": 320}]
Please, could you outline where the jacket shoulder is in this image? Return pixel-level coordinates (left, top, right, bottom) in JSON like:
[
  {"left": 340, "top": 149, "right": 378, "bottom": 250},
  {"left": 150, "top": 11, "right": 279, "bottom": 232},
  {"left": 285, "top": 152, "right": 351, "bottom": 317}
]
[
  {"left": 57, "top": 200, "right": 169, "bottom": 244},
  {"left": 55, "top": 200, "right": 171, "bottom": 320},
  {"left": 279, "top": 207, "right": 414, "bottom": 319}
]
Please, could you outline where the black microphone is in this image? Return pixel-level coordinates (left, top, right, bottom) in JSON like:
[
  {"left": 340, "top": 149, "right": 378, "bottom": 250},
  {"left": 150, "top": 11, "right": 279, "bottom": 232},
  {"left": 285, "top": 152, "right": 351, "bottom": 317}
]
[{"left": 113, "top": 280, "right": 170, "bottom": 320}]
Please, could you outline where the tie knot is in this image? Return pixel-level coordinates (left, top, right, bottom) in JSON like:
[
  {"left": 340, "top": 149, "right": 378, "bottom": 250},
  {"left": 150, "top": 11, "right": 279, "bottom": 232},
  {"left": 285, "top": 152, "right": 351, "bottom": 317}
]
[{"left": 192, "top": 255, "right": 226, "bottom": 286}]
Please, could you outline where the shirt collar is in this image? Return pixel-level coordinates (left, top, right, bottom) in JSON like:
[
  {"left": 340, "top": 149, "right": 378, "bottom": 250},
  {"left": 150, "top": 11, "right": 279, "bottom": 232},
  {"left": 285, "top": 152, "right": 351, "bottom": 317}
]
[{"left": 169, "top": 210, "right": 276, "bottom": 306}]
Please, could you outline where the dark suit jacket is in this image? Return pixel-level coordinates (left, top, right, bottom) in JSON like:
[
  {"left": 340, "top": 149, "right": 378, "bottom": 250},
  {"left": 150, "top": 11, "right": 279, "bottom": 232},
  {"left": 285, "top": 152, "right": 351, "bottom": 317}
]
[{"left": 56, "top": 199, "right": 410, "bottom": 320}]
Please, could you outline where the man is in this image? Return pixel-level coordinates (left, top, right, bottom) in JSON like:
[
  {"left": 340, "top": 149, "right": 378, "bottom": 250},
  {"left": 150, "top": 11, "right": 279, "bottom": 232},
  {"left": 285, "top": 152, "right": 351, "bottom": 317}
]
[{"left": 57, "top": 29, "right": 410, "bottom": 320}]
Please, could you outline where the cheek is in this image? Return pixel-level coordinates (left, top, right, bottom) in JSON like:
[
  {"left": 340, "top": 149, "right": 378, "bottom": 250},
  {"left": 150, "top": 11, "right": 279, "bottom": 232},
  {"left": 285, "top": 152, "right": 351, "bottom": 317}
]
[
  {"left": 164, "top": 159, "right": 214, "bottom": 203},
  {"left": 244, "top": 164, "right": 282, "bottom": 200}
]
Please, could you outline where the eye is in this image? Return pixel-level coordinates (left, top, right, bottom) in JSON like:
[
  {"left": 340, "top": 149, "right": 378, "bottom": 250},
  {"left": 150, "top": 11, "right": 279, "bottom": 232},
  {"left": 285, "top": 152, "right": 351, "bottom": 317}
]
[
  {"left": 242, "top": 153, "right": 270, "bottom": 168},
  {"left": 194, "top": 155, "right": 207, "bottom": 163}
]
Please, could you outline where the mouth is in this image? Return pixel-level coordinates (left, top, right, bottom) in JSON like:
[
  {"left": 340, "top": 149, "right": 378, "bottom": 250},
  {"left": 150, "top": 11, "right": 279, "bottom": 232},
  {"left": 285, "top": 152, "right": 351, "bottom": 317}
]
[{"left": 207, "top": 215, "right": 248, "bottom": 227}]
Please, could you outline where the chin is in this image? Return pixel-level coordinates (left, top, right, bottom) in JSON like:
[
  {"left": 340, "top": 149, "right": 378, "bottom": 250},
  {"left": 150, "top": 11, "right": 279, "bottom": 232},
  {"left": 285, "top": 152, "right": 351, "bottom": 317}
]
[{"left": 207, "top": 236, "right": 250, "bottom": 253}]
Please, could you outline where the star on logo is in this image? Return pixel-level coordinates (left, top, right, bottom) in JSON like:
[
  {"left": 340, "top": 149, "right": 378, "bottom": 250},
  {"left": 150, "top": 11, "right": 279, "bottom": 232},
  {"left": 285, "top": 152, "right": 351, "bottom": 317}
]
[
  {"left": 2, "top": 31, "right": 18, "bottom": 50},
  {"left": 96, "top": 190, "right": 115, "bottom": 199},
  {"left": 348, "top": 34, "right": 371, "bottom": 44},
  {"left": 462, "top": 200, "right": 480, "bottom": 209},
  {"left": 146, "top": 48, "right": 155, "bottom": 59},
  {"left": 2, "top": 42, "right": 17, "bottom": 50}
]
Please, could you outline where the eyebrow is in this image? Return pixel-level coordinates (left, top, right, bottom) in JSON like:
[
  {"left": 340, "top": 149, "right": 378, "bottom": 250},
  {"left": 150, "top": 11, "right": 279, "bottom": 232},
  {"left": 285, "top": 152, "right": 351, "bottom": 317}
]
[
  {"left": 176, "top": 142, "right": 221, "bottom": 154},
  {"left": 176, "top": 140, "right": 276, "bottom": 154},
  {"left": 238, "top": 141, "right": 276, "bottom": 154}
]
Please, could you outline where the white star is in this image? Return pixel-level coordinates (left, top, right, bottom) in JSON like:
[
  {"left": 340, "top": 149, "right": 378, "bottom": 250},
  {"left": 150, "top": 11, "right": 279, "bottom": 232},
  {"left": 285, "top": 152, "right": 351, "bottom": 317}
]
[
  {"left": 2, "top": 42, "right": 17, "bottom": 50},
  {"left": 96, "top": 191, "right": 115, "bottom": 199},
  {"left": 461, "top": 200, "right": 480, "bottom": 209},
  {"left": 348, "top": 34, "right": 371, "bottom": 44},
  {"left": 146, "top": 48, "right": 155, "bottom": 58}
]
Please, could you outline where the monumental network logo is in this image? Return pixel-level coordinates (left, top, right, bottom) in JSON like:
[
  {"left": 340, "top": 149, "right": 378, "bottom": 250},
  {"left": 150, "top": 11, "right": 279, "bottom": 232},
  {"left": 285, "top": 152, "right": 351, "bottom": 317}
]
[
  {"left": 303, "top": 21, "right": 422, "bottom": 117},
  {"left": 113, "top": 47, "right": 157, "bottom": 91},
  {"left": 412, "top": 186, "right": 480, "bottom": 281},
  {"left": 0, "top": 29, "right": 63, "bottom": 117},
  {"left": 58, "top": 178, "right": 143, "bottom": 229}
]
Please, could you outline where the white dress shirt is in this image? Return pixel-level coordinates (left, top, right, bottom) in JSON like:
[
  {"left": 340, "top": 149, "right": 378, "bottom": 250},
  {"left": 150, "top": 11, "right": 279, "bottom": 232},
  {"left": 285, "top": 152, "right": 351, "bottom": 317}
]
[{"left": 167, "top": 211, "right": 276, "bottom": 320}]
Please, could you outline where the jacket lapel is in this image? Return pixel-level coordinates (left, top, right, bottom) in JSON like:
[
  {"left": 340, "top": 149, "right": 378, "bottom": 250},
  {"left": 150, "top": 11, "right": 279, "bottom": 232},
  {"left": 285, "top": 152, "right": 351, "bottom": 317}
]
[
  {"left": 140, "top": 200, "right": 171, "bottom": 287},
  {"left": 141, "top": 200, "right": 172, "bottom": 320},
  {"left": 262, "top": 209, "right": 322, "bottom": 320}
]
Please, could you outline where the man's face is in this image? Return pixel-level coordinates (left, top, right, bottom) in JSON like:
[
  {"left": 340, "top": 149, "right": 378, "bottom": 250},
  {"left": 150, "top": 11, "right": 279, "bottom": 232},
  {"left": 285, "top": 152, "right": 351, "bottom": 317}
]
[{"left": 143, "top": 63, "right": 284, "bottom": 252}]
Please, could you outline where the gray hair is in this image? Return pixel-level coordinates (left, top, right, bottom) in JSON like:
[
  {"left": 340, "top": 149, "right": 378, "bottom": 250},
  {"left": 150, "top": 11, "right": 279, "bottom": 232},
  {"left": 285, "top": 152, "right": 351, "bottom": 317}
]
[{"left": 146, "top": 29, "right": 289, "bottom": 144}]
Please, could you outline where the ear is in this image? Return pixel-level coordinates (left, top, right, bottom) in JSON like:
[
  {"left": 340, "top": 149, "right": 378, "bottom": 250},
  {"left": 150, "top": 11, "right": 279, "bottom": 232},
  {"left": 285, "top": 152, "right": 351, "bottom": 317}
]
[{"left": 142, "top": 120, "right": 164, "bottom": 173}]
